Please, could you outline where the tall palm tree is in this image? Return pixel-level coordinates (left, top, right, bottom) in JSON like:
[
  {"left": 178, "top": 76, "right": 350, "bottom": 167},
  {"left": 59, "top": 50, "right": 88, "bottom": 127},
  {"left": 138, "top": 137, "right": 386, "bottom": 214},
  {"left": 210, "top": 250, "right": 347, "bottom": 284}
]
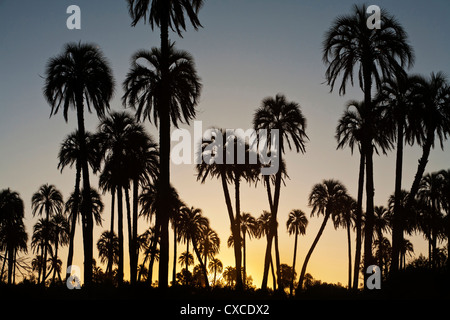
[
  {"left": 323, "top": 4, "right": 414, "bottom": 276},
  {"left": 375, "top": 73, "right": 424, "bottom": 272},
  {"left": 126, "top": 0, "right": 203, "bottom": 288},
  {"left": 0, "top": 189, "right": 27, "bottom": 285},
  {"left": 31, "top": 184, "right": 63, "bottom": 286},
  {"left": 286, "top": 209, "right": 308, "bottom": 295},
  {"left": 253, "top": 93, "right": 308, "bottom": 290},
  {"left": 58, "top": 130, "right": 100, "bottom": 277},
  {"left": 297, "top": 179, "right": 348, "bottom": 292},
  {"left": 406, "top": 72, "right": 450, "bottom": 220},
  {"left": 336, "top": 99, "right": 393, "bottom": 289},
  {"left": 196, "top": 129, "right": 260, "bottom": 290},
  {"left": 43, "top": 42, "right": 114, "bottom": 285},
  {"left": 208, "top": 258, "right": 223, "bottom": 287},
  {"left": 240, "top": 212, "right": 257, "bottom": 287}
]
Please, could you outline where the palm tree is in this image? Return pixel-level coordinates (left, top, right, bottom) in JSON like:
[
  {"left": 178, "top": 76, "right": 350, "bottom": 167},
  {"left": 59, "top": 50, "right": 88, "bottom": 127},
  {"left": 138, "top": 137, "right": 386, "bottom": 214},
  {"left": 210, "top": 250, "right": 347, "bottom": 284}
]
[
  {"left": 323, "top": 4, "right": 414, "bottom": 276},
  {"left": 406, "top": 72, "right": 450, "bottom": 219},
  {"left": 178, "top": 206, "right": 210, "bottom": 288},
  {"left": 373, "top": 206, "right": 390, "bottom": 275},
  {"left": 178, "top": 251, "right": 194, "bottom": 273},
  {"left": 0, "top": 189, "right": 27, "bottom": 285},
  {"left": 208, "top": 258, "right": 223, "bottom": 287},
  {"left": 335, "top": 99, "right": 392, "bottom": 289},
  {"left": 49, "top": 213, "right": 70, "bottom": 284},
  {"left": 31, "top": 184, "right": 63, "bottom": 286},
  {"left": 199, "top": 227, "right": 220, "bottom": 274},
  {"left": 97, "top": 111, "right": 158, "bottom": 284},
  {"left": 43, "top": 42, "right": 114, "bottom": 285},
  {"left": 97, "top": 231, "right": 119, "bottom": 276},
  {"left": 256, "top": 210, "right": 277, "bottom": 290},
  {"left": 125, "top": 0, "right": 203, "bottom": 287},
  {"left": 58, "top": 130, "right": 100, "bottom": 277},
  {"left": 297, "top": 179, "right": 348, "bottom": 292},
  {"left": 438, "top": 169, "right": 450, "bottom": 267},
  {"left": 253, "top": 93, "right": 308, "bottom": 290},
  {"left": 196, "top": 129, "right": 260, "bottom": 290},
  {"left": 240, "top": 212, "right": 257, "bottom": 287},
  {"left": 375, "top": 73, "right": 424, "bottom": 273},
  {"left": 286, "top": 209, "right": 308, "bottom": 295},
  {"left": 30, "top": 218, "right": 52, "bottom": 284}
]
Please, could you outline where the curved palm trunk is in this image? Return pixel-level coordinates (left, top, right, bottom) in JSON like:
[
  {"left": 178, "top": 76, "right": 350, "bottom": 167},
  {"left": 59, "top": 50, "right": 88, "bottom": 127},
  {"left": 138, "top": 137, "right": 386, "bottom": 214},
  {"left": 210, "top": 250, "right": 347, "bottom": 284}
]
[
  {"left": 261, "top": 176, "right": 274, "bottom": 290},
  {"left": 233, "top": 174, "right": 243, "bottom": 290},
  {"left": 297, "top": 213, "right": 330, "bottom": 292},
  {"left": 391, "top": 121, "right": 404, "bottom": 274},
  {"left": 66, "top": 162, "right": 81, "bottom": 280},
  {"left": 352, "top": 151, "right": 364, "bottom": 290}
]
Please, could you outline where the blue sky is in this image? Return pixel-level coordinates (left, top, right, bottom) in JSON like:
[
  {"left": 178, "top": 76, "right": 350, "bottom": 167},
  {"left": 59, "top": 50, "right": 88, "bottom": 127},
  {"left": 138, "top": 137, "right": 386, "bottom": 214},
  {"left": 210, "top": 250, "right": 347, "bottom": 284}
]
[{"left": 1, "top": 0, "right": 450, "bottom": 286}]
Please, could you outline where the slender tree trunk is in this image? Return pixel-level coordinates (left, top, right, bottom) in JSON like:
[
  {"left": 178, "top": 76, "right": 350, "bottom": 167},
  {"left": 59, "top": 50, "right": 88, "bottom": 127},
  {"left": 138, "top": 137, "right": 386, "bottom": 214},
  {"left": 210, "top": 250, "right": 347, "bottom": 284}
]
[
  {"left": 117, "top": 186, "right": 124, "bottom": 286},
  {"left": 261, "top": 176, "right": 274, "bottom": 290},
  {"left": 42, "top": 209, "right": 50, "bottom": 286},
  {"left": 125, "top": 187, "right": 134, "bottom": 285},
  {"left": 172, "top": 222, "right": 177, "bottom": 285},
  {"left": 391, "top": 121, "right": 404, "bottom": 274},
  {"left": 131, "top": 178, "right": 139, "bottom": 285},
  {"left": 76, "top": 91, "right": 93, "bottom": 287},
  {"left": 157, "top": 0, "right": 171, "bottom": 291},
  {"left": 353, "top": 151, "right": 365, "bottom": 290},
  {"left": 106, "top": 187, "right": 115, "bottom": 275},
  {"left": 52, "top": 241, "right": 60, "bottom": 284},
  {"left": 66, "top": 162, "right": 81, "bottom": 280},
  {"left": 290, "top": 230, "right": 298, "bottom": 296},
  {"left": 297, "top": 213, "right": 330, "bottom": 292},
  {"left": 243, "top": 232, "right": 247, "bottom": 287},
  {"left": 346, "top": 221, "right": 352, "bottom": 290},
  {"left": 233, "top": 174, "right": 243, "bottom": 290},
  {"left": 272, "top": 143, "right": 283, "bottom": 291},
  {"left": 7, "top": 246, "right": 14, "bottom": 285}
]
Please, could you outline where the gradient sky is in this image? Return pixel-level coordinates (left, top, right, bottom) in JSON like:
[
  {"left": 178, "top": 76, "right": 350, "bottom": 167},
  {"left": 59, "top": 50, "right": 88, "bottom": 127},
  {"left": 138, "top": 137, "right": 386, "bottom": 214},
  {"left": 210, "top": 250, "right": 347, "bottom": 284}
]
[{"left": 1, "top": 0, "right": 450, "bottom": 287}]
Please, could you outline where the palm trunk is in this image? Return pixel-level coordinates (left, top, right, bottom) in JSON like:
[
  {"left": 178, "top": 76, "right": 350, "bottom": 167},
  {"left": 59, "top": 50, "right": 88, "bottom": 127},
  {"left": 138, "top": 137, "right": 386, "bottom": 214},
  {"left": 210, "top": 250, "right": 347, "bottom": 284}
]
[
  {"left": 233, "top": 174, "right": 243, "bottom": 290},
  {"left": 352, "top": 150, "right": 364, "bottom": 290},
  {"left": 172, "top": 222, "right": 178, "bottom": 285},
  {"left": 131, "top": 178, "right": 139, "bottom": 285},
  {"left": 66, "top": 162, "right": 81, "bottom": 280},
  {"left": 242, "top": 232, "right": 247, "bottom": 287},
  {"left": 125, "top": 187, "right": 133, "bottom": 284},
  {"left": 52, "top": 240, "right": 60, "bottom": 284},
  {"left": 261, "top": 176, "right": 273, "bottom": 290},
  {"left": 117, "top": 185, "right": 124, "bottom": 286},
  {"left": 297, "top": 213, "right": 330, "bottom": 292},
  {"left": 346, "top": 220, "right": 352, "bottom": 290},
  {"left": 192, "top": 238, "right": 210, "bottom": 289},
  {"left": 76, "top": 91, "right": 93, "bottom": 287},
  {"left": 391, "top": 121, "right": 404, "bottom": 274},
  {"left": 157, "top": 0, "right": 171, "bottom": 291},
  {"left": 290, "top": 230, "right": 298, "bottom": 296},
  {"left": 106, "top": 187, "right": 115, "bottom": 275}
]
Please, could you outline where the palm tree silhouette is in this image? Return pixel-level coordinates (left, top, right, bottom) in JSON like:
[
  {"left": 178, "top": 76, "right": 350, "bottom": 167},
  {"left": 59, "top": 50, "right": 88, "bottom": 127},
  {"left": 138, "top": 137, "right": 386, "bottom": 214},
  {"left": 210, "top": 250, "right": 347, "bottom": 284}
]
[
  {"left": 286, "top": 209, "right": 308, "bottom": 295},
  {"left": 49, "top": 213, "right": 70, "bottom": 284},
  {"left": 97, "top": 231, "right": 119, "bottom": 277},
  {"left": 406, "top": 73, "right": 450, "bottom": 223},
  {"left": 240, "top": 212, "right": 257, "bottom": 287},
  {"left": 126, "top": 0, "right": 203, "bottom": 287},
  {"left": 375, "top": 73, "right": 424, "bottom": 272},
  {"left": 297, "top": 179, "right": 348, "bottom": 292},
  {"left": 199, "top": 227, "right": 220, "bottom": 275},
  {"left": 196, "top": 128, "right": 260, "bottom": 290},
  {"left": 58, "top": 130, "right": 100, "bottom": 277},
  {"left": 43, "top": 42, "right": 114, "bottom": 285},
  {"left": 0, "top": 189, "right": 27, "bottom": 285},
  {"left": 253, "top": 93, "right": 308, "bottom": 291},
  {"left": 208, "top": 258, "right": 223, "bottom": 287},
  {"left": 373, "top": 206, "right": 390, "bottom": 275},
  {"left": 31, "top": 184, "right": 63, "bottom": 286},
  {"left": 256, "top": 211, "right": 277, "bottom": 290},
  {"left": 323, "top": 4, "right": 414, "bottom": 276},
  {"left": 178, "top": 206, "right": 210, "bottom": 288}
]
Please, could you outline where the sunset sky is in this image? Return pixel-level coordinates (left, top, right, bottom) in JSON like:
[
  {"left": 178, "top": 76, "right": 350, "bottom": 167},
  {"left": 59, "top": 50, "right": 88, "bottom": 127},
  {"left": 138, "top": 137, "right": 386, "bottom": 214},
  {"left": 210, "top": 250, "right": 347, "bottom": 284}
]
[{"left": 1, "top": 0, "right": 450, "bottom": 287}]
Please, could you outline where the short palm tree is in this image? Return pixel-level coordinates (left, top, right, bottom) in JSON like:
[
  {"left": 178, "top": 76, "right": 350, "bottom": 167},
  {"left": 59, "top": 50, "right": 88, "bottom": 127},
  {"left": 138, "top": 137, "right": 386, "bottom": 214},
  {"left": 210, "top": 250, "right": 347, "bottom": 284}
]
[
  {"left": 240, "top": 212, "right": 257, "bottom": 287},
  {"left": 43, "top": 42, "right": 114, "bottom": 285},
  {"left": 323, "top": 4, "right": 414, "bottom": 275},
  {"left": 297, "top": 180, "right": 348, "bottom": 292},
  {"left": 253, "top": 93, "right": 308, "bottom": 290},
  {"left": 286, "top": 209, "right": 308, "bottom": 295},
  {"left": 208, "top": 258, "right": 223, "bottom": 287},
  {"left": 0, "top": 189, "right": 27, "bottom": 284},
  {"left": 97, "top": 231, "right": 119, "bottom": 276},
  {"left": 31, "top": 184, "right": 63, "bottom": 286},
  {"left": 49, "top": 213, "right": 70, "bottom": 284}
]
